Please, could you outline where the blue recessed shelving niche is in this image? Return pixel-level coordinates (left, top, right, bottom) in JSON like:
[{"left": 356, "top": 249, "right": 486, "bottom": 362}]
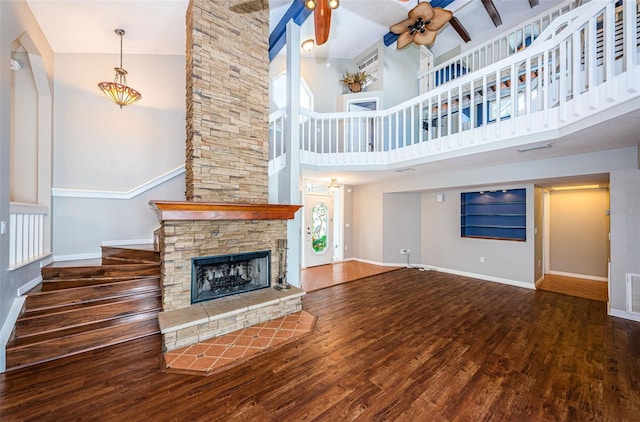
[{"left": 461, "top": 189, "right": 526, "bottom": 241}]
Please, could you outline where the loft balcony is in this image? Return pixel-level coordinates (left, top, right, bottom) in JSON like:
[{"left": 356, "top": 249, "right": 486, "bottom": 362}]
[{"left": 269, "top": 0, "right": 640, "bottom": 173}]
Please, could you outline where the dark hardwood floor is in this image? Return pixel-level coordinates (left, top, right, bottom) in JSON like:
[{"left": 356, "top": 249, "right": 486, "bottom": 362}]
[{"left": 1, "top": 269, "right": 639, "bottom": 421}]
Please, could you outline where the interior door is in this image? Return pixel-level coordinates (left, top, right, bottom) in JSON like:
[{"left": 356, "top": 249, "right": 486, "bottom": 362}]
[{"left": 305, "top": 193, "right": 333, "bottom": 267}]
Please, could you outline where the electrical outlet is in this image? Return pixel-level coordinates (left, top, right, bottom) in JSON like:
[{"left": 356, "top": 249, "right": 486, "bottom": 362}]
[
  {"left": 480, "top": 257, "right": 485, "bottom": 263},
  {"left": 0, "top": 221, "right": 6, "bottom": 235},
  {"left": 400, "top": 248, "right": 410, "bottom": 254}
]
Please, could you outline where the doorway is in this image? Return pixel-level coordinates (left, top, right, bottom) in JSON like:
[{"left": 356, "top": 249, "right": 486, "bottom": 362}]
[
  {"left": 304, "top": 192, "right": 333, "bottom": 268},
  {"left": 540, "top": 184, "right": 610, "bottom": 301}
]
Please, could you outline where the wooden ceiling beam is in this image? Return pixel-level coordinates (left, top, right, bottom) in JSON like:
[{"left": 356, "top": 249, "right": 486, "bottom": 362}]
[
  {"left": 481, "top": 0, "right": 503, "bottom": 27},
  {"left": 450, "top": 17, "right": 471, "bottom": 43}
]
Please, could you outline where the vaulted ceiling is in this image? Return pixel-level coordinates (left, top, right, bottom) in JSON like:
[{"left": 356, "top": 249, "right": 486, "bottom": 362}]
[{"left": 24, "top": 0, "right": 566, "bottom": 59}]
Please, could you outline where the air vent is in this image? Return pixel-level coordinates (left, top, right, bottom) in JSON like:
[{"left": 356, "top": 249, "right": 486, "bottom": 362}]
[{"left": 627, "top": 273, "right": 640, "bottom": 314}]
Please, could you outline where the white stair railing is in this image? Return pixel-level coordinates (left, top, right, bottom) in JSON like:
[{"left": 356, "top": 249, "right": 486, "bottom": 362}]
[
  {"left": 9, "top": 202, "right": 50, "bottom": 269},
  {"left": 269, "top": 0, "right": 639, "bottom": 172},
  {"left": 418, "top": 0, "right": 580, "bottom": 93}
]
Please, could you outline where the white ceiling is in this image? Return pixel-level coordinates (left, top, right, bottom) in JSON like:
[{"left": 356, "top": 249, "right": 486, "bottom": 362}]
[{"left": 25, "top": 0, "right": 567, "bottom": 58}]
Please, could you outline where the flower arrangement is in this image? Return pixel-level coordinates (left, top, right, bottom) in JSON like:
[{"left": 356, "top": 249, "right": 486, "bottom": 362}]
[{"left": 340, "top": 70, "right": 371, "bottom": 93}]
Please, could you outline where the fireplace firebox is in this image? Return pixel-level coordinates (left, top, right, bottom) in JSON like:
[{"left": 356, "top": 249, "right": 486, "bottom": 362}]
[{"left": 191, "top": 250, "right": 271, "bottom": 304}]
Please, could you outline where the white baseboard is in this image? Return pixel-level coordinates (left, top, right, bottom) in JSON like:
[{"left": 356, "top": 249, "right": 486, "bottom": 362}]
[
  {"left": 548, "top": 270, "right": 608, "bottom": 282},
  {"left": 101, "top": 238, "right": 154, "bottom": 247},
  {"left": 351, "top": 257, "right": 407, "bottom": 268},
  {"left": 535, "top": 275, "right": 544, "bottom": 287},
  {"left": 53, "top": 252, "right": 101, "bottom": 262},
  {"left": 432, "top": 266, "right": 536, "bottom": 290},
  {"left": 608, "top": 308, "right": 640, "bottom": 323},
  {"left": 0, "top": 296, "right": 26, "bottom": 373},
  {"left": 17, "top": 275, "right": 42, "bottom": 296}
]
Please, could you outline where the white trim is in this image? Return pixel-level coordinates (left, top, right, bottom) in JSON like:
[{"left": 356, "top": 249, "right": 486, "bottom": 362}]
[
  {"left": 17, "top": 275, "right": 42, "bottom": 296},
  {"left": 351, "top": 257, "right": 403, "bottom": 267},
  {"left": 349, "top": 259, "right": 535, "bottom": 289},
  {"left": 548, "top": 270, "right": 608, "bottom": 282},
  {"left": 101, "top": 238, "right": 154, "bottom": 247},
  {"left": 535, "top": 275, "right": 544, "bottom": 287},
  {"left": 431, "top": 266, "right": 536, "bottom": 290},
  {"left": 9, "top": 202, "right": 48, "bottom": 214},
  {"left": 53, "top": 252, "right": 101, "bottom": 262},
  {"left": 40, "top": 255, "right": 54, "bottom": 268},
  {"left": 0, "top": 297, "right": 26, "bottom": 373},
  {"left": 51, "top": 166, "right": 185, "bottom": 199},
  {"left": 608, "top": 308, "right": 640, "bottom": 323},
  {"left": 8, "top": 253, "right": 53, "bottom": 271}
]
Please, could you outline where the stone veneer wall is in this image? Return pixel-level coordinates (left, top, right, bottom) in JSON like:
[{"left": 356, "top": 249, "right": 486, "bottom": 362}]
[
  {"left": 160, "top": 219, "right": 287, "bottom": 312},
  {"left": 185, "top": 0, "right": 270, "bottom": 203}
]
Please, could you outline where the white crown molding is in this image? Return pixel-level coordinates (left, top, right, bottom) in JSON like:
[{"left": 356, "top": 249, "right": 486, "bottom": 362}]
[{"left": 52, "top": 166, "right": 185, "bottom": 199}]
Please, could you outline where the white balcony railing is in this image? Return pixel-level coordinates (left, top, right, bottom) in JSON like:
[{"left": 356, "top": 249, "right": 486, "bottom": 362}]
[
  {"left": 9, "top": 202, "right": 50, "bottom": 269},
  {"left": 418, "top": 0, "right": 580, "bottom": 93},
  {"left": 269, "top": 0, "right": 640, "bottom": 172}
]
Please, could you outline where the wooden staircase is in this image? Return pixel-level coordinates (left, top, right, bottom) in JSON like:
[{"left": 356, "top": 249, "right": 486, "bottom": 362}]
[{"left": 5, "top": 245, "right": 162, "bottom": 371}]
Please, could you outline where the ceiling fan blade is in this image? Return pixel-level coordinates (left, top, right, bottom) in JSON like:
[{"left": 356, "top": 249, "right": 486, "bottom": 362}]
[{"left": 314, "top": 0, "right": 332, "bottom": 46}]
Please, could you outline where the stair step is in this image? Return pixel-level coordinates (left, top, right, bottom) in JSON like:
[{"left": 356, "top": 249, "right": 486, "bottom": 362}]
[
  {"left": 26, "top": 277, "right": 161, "bottom": 311},
  {"left": 15, "top": 293, "right": 162, "bottom": 338},
  {"left": 41, "top": 263, "right": 160, "bottom": 281},
  {"left": 101, "top": 245, "right": 160, "bottom": 264},
  {"left": 41, "top": 274, "right": 158, "bottom": 291},
  {"left": 6, "top": 313, "right": 159, "bottom": 370}
]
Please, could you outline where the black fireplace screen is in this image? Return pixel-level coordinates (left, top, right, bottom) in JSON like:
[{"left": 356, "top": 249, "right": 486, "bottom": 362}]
[{"left": 191, "top": 250, "right": 270, "bottom": 304}]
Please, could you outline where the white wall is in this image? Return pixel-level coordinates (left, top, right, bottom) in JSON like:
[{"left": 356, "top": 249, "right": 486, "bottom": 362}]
[
  {"left": 381, "top": 45, "right": 420, "bottom": 108},
  {"left": 0, "top": 0, "right": 54, "bottom": 363},
  {"left": 383, "top": 192, "right": 421, "bottom": 265},
  {"left": 52, "top": 53, "right": 186, "bottom": 256},
  {"left": 270, "top": 55, "right": 352, "bottom": 113},
  {"left": 421, "top": 185, "right": 535, "bottom": 286},
  {"left": 10, "top": 50, "right": 38, "bottom": 203},
  {"left": 549, "top": 189, "right": 610, "bottom": 278},
  {"left": 609, "top": 166, "right": 640, "bottom": 313},
  {"left": 350, "top": 146, "right": 640, "bottom": 314},
  {"left": 534, "top": 186, "right": 544, "bottom": 282}
]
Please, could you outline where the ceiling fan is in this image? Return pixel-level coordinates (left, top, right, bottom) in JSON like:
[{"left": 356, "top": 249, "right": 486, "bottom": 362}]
[
  {"left": 389, "top": 0, "right": 453, "bottom": 48},
  {"left": 304, "top": 0, "right": 340, "bottom": 46}
]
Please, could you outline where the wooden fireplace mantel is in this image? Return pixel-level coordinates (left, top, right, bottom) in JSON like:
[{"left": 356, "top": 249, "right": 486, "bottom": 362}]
[{"left": 149, "top": 201, "right": 302, "bottom": 221}]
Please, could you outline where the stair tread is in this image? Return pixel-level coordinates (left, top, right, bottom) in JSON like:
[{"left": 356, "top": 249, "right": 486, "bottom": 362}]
[
  {"left": 8, "top": 311, "right": 159, "bottom": 349},
  {"left": 6, "top": 317, "right": 160, "bottom": 370},
  {"left": 27, "top": 277, "right": 161, "bottom": 310},
  {"left": 41, "top": 275, "right": 158, "bottom": 291},
  {"left": 23, "top": 290, "right": 161, "bottom": 318},
  {"left": 16, "top": 295, "right": 162, "bottom": 338},
  {"left": 101, "top": 245, "right": 160, "bottom": 264}
]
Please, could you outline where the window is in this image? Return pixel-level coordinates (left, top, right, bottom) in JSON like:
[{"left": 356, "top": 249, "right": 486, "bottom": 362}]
[{"left": 271, "top": 73, "right": 313, "bottom": 110}]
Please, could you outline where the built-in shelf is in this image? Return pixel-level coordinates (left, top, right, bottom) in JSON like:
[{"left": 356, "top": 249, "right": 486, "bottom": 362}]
[{"left": 461, "top": 189, "right": 526, "bottom": 241}]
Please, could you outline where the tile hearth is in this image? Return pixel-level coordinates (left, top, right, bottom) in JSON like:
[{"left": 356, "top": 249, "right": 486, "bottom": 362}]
[{"left": 163, "top": 310, "right": 316, "bottom": 376}]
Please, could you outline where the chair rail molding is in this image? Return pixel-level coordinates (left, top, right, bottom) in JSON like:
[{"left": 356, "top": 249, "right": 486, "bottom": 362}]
[{"left": 51, "top": 166, "right": 185, "bottom": 199}]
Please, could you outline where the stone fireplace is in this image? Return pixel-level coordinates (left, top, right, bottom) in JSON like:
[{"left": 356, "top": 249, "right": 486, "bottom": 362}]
[
  {"left": 150, "top": 0, "right": 303, "bottom": 352},
  {"left": 192, "top": 250, "right": 270, "bottom": 303}
]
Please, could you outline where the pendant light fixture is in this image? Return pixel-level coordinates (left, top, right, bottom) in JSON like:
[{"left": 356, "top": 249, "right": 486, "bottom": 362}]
[{"left": 98, "top": 28, "right": 141, "bottom": 108}]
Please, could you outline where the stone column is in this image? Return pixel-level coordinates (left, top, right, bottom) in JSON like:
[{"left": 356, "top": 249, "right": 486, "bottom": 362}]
[{"left": 185, "top": 0, "right": 270, "bottom": 204}]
